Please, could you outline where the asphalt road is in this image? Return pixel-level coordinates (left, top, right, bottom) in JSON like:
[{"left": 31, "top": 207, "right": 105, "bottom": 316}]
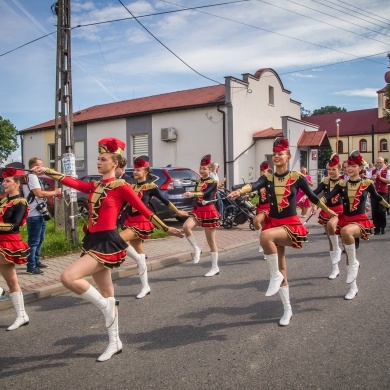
[{"left": 1, "top": 223, "right": 389, "bottom": 390}]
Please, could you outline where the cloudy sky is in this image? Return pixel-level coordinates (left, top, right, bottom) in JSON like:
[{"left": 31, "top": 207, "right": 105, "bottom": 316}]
[{"left": 1, "top": 0, "right": 390, "bottom": 159}]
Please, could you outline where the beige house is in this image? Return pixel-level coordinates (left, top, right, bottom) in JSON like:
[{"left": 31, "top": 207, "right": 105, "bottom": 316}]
[{"left": 20, "top": 68, "right": 328, "bottom": 187}]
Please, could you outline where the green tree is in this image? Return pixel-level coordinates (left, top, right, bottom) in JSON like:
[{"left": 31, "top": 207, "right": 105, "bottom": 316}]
[
  {"left": 301, "top": 106, "right": 312, "bottom": 117},
  {"left": 318, "top": 148, "right": 333, "bottom": 169},
  {"left": 312, "top": 106, "right": 347, "bottom": 116},
  {"left": 0, "top": 116, "right": 19, "bottom": 162}
]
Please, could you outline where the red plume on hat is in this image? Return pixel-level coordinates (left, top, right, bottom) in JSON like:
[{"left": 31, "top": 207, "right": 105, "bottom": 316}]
[
  {"left": 347, "top": 150, "right": 365, "bottom": 166},
  {"left": 1, "top": 162, "right": 26, "bottom": 178},
  {"left": 98, "top": 138, "right": 126, "bottom": 155},
  {"left": 134, "top": 155, "right": 150, "bottom": 168},
  {"left": 200, "top": 154, "right": 212, "bottom": 166},
  {"left": 273, "top": 137, "right": 289, "bottom": 152},
  {"left": 260, "top": 161, "right": 269, "bottom": 171},
  {"left": 328, "top": 153, "right": 340, "bottom": 167}
]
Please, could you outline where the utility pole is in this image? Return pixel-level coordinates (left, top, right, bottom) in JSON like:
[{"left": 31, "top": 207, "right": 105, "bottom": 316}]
[{"left": 52, "top": 0, "right": 79, "bottom": 245}]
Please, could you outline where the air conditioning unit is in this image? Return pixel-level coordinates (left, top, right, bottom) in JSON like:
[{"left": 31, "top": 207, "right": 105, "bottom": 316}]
[{"left": 161, "top": 127, "right": 177, "bottom": 142}]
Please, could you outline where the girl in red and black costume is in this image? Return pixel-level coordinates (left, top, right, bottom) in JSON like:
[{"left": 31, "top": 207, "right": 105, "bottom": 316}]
[
  {"left": 0, "top": 163, "right": 30, "bottom": 331},
  {"left": 312, "top": 154, "right": 344, "bottom": 280},
  {"left": 183, "top": 154, "right": 220, "bottom": 277},
  {"left": 230, "top": 137, "right": 336, "bottom": 326},
  {"left": 322, "top": 150, "right": 390, "bottom": 300},
  {"left": 253, "top": 161, "right": 271, "bottom": 254},
  {"left": 34, "top": 138, "right": 182, "bottom": 362},
  {"left": 120, "top": 155, "right": 188, "bottom": 299}
]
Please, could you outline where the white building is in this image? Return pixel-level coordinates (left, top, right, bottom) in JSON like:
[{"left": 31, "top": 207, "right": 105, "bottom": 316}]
[{"left": 20, "top": 68, "right": 329, "bottom": 187}]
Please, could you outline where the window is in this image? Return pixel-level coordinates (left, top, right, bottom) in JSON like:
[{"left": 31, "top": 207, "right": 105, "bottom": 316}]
[
  {"left": 300, "top": 150, "right": 308, "bottom": 169},
  {"left": 75, "top": 141, "right": 85, "bottom": 169},
  {"left": 337, "top": 140, "right": 344, "bottom": 154},
  {"left": 268, "top": 86, "right": 274, "bottom": 105},
  {"left": 132, "top": 134, "right": 148, "bottom": 158},
  {"left": 380, "top": 138, "right": 388, "bottom": 152},
  {"left": 48, "top": 144, "right": 55, "bottom": 168},
  {"left": 359, "top": 139, "right": 367, "bottom": 152}
]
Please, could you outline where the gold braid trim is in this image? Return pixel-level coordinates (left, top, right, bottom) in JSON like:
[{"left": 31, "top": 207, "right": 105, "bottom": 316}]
[
  {"left": 44, "top": 168, "right": 65, "bottom": 181},
  {"left": 150, "top": 214, "right": 169, "bottom": 232},
  {"left": 317, "top": 199, "right": 331, "bottom": 214},
  {"left": 0, "top": 223, "right": 14, "bottom": 232},
  {"left": 168, "top": 202, "right": 181, "bottom": 214},
  {"left": 12, "top": 198, "right": 28, "bottom": 206},
  {"left": 239, "top": 184, "right": 253, "bottom": 195},
  {"left": 380, "top": 198, "right": 390, "bottom": 208}
]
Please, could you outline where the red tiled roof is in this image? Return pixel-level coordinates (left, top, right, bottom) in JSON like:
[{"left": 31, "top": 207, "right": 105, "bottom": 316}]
[
  {"left": 297, "top": 130, "right": 329, "bottom": 147},
  {"left": 304, "top": 109, "right": 390, "bottom": 136},
  {"left": 23, "top": 85, "right": 226, "bottom": 132},
  {"left": 253, "top": 127, "right": 283, "bottom": 139}
]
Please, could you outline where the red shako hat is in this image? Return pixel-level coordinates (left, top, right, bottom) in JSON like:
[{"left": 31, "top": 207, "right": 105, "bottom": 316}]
[
  {"left": 347, "top": 150, "right": 365, "bottom": 166},
  {"left": 98, "top": 138, "right": 125, "bottom": 155},
  {"left": 1, "top": 162, "right": 26, "bottom": 178},
  {"left": 260, "top": 161, "right": 269, "bottom": 171},
  {"left": 328, "top": 153, "right": 340, "bottom": 167},
  {"left": 134, "top": 155, "right": 150, "bottom": 168},
  {"left": 273, "top": 137, "right": 289, "bottom": 152},
  {"left": 200, "top": 154, "right": 212, "bottom": 166}
]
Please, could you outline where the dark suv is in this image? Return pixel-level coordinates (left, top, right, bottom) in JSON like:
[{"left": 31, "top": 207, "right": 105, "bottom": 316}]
[{"left": 125, "top": 167, "right": 200, "bottom": 221}]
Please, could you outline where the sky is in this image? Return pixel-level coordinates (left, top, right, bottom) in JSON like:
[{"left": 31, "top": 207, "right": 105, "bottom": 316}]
[{"left": 1, "top": 0, "right": 390, "bottom": 161}]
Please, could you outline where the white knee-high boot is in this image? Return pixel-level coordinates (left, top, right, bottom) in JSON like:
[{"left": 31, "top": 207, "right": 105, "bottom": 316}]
[
  {"left": 265, "top": 253, "right": 284, "bottom": 296},
  {"left": 344, "top": 243, "right": 360, "bottom": 284},
  {"left": 328, "top": 261, "right": 340, "bottom": 280},
  {"left": 256, "top": 229, "right": 263, "bottom": 253},
  {"left": 7, "top": 291, "right": 29, "bottom": 331},
  {"left": 0, "top": 286, "right": 4, "bottom": 297},
  {"left": 80, "top": 285, "right": 116, "bottom": 328},
  {"left": 205, "top": 252, "right": 219, "bottom": 277},
  {"left": 136, "top": 254, "right": 150, "bottom": 299},
  {"left": 186, "top": 235, "right": 202, "bottom": 263},
  {"left": 97, "top": 305, "right": 123, "bottom": 362},
  {"left": 344, "top": 279, "right": 358, "bottom": 300},
  {"left": 278, "top": 286, "right": 292, "bottom": 326},
  {"left": 126, "top": 246, "right": 151, "bottom": 299},
  {"left": 329, "top": 235, "right": 342, "bottom": 264}
]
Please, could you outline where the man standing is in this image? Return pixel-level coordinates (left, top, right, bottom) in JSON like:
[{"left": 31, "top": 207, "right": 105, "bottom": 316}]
[
  {"left": 367, "top": 157, "right": 390, "bottom": 234},
  {"left": 22, "top": 157, "right": 62, "bottom": 274}
]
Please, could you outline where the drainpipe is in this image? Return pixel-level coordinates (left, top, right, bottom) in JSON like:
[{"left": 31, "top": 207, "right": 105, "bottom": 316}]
[
  {"left": 217, "top": 105, "right": 227, "bottom": 178},
  {"left": 19, "top": 133, "right": 24, "bottom": 165},
  {"left": 371, "top": 124, "right": 375, "bottom": 164}
]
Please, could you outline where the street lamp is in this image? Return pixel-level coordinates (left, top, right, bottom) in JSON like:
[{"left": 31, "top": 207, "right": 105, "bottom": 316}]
[{"left": 335, "top": 119, "right": 341, "bottom": 154}]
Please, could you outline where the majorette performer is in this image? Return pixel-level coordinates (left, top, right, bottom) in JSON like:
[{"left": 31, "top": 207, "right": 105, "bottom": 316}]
[
  {"left": 183, "top": 154, "right": 221, "bottom": 277},
  {"left": 322, "top": 150, "right": 390, "bottom": 300},
  {"left": 120, "top": 155, "right": 188, "bottom": 299},
  {"left": 0, "top": 163, "right": 30, "bottom": 331},
  {"left": 253, "top": 161, "right": 271, "bottom": 255},
  {"left": 229, "top": 137, "right": 337, "bottom": 326},
  {"left": 33, "top": 138, "right": 183, "bottom": 362},
  {"left": 311, "top": 154, "right": 344, "bottom": 279}
]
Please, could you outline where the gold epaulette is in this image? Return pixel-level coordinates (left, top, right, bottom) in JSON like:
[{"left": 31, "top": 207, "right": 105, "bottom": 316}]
[
  {"left": 13, "top": 198, "right": 28, "bottom": 206},
  {"left": 322, "top": 178, "right": 330, "bottom": 185},
  {"left": 362, "top": 179, "right": 373, "bottom": 186},
  {"left": 264, "top": 172, "right": 273, "bottom": 181},
  {"left": 338, "top": 179, "right": 347, "bottom": 187},
  {"left": 291, "top": 171, "right": 304, "bottom": 180}
]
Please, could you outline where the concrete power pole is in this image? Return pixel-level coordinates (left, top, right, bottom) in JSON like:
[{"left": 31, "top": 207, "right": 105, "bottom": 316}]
[{"left": 52, "top": 0, "right": 79, "bottom": 245}]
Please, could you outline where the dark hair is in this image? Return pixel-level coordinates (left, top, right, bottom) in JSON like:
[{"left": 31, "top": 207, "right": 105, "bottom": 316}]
[{"left": 28, "top": 157, "right": 42, "bottom": 168}]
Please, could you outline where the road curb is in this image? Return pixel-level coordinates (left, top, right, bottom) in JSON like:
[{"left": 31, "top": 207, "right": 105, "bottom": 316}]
[{"left": 0, "top": 237, "right": 258, "bottom": 311}]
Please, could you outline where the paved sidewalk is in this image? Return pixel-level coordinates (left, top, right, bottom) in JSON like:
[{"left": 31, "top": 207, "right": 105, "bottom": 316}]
[
  {"left": 0, "top": 215, "right": 320, "bottom": 310},
  {"left": 0, "top": 221, "right": 261, "bottom": 310}
]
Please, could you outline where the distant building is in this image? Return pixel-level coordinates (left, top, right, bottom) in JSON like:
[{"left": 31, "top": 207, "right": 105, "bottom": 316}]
[
  {"left": 19, "top": 68, "right": 329, "bottom": 187},
  {"left": 305, "top": 71, "right": 390, "bottom": 165}
]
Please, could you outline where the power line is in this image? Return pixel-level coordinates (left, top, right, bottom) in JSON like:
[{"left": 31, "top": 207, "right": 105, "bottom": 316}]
[
  {"left": 310, "top": 0, "right": 390, "bottom": 32},
  {"left": 116, "top": 0, "right": 223, "bottom": 85},
  {"left": 336, "top": 0, "right": 390, "bottom": 24}
]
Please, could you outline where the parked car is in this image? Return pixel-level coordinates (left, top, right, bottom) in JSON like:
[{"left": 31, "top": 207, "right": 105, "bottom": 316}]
[
  {"left": 0, "top": 175, "right": 56, "bottom": 215},
  {"left": 76, "top": 175, "right": 101, "bottom": 217},
  {"left": 125, "top": 167, "right": 200, "bottom": 221}
]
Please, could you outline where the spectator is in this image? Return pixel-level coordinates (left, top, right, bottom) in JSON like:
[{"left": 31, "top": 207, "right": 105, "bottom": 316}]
[
  {"left": 366, "top": 157, "right": 390, "bottom": 234},
  {"left": 22, "top": 157, "right": 62, "bottom": 275},
  {"left": 209, "top": 162, "right": 226, "bottom": 188},
  {"left": 115, "top": 158, "right": 133, "bottom": 184},
  {"left": 296, "top": 167, "right": 313, "bottom": 218}
]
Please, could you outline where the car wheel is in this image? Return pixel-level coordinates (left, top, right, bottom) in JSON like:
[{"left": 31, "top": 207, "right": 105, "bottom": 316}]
[{"left": 77, "top": 199, "right": 89, "bottom": 217}]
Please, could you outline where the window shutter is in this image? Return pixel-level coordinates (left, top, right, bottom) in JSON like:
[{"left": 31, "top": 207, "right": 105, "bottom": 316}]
[{"left": 133, "top": 134, "right": 148, "bottom": 157}]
